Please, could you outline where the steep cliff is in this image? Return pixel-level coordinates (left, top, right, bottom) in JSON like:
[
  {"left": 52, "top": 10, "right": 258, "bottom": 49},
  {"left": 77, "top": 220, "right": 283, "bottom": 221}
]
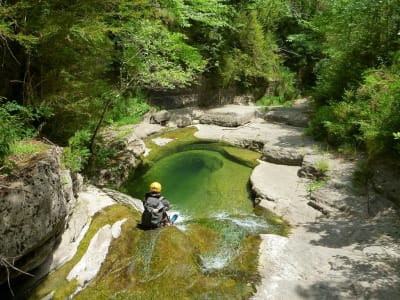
[{"left": 0, "top": 145, "right": 78, "bottom": 284}]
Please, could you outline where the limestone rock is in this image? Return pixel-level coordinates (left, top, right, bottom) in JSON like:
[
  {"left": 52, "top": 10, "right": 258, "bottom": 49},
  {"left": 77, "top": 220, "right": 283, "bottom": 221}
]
[
  {"left": 92, "top": 123, "right": 164, "bottom": 188},
  {"left": 67, "top": 224, "right": 113, "bottom": 286},
  {"left": 48, "top": 186, "right": 118, "bottom": 272},
  {"left": 102, "top": 188, "right": 144, "bottom": 212},
  {"left": 261, "top": 98, "right": 313, "bottom": 128},
  {"left": 370, "top": 160, "right": 400, "bottom": 207},
  {"left": 250, "top": 161, "right": 319, "bottom": 225},
  {"left": 150, "top": 110, "right": 170, "bottom": 125},
  {"left": 199, "top": 105, "right": 258, "bottom": 127},
  {"left": 0, "top": 147, "right": 68, "bottom": 284},
  {"left": 171, "top": 114, "right": 192, "bottom": 128},
  {"left": 261, "top": 144, "right": 305, "bottom": 166}
]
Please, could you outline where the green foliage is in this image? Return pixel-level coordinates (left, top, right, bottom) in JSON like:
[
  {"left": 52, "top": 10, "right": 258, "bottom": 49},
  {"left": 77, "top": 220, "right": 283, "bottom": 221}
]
[
  {"left": 62, "top": 130, "right": 91, "bottom": 172},
  {"left": 0, "top": 100, "right": 52, "bottom": 164},
  {"left": 306, "top": 179, "right": 326, "bottom": 198},
  {"left": 0, "top": 103, "right": 24, "bottom": 164},
  {"left": 257, "top": 96, "right": 287, "bottom": 106},
  {"left": 2, "top": 0, "right": 399, "bottom": 162},
  {"left": 316, "top": 159, "right": 329, "bottom": 175},
  {"left": 220, "top": 10, "right": 281, "bottom": 88},
  {"left": 106, "top": 93, "right": 151, "bottom": 126},
  {"left": 308, "top": 58, "right": 400, "bottom": 157},
  {"left": 118, "top": 19, "right": 206, "bottom": 90},
  {"left": 313, "top": 0, "right": 400, "bottom": 103},
  {"left": 394, "top": 132, "right": 400, "bottom": 154}
]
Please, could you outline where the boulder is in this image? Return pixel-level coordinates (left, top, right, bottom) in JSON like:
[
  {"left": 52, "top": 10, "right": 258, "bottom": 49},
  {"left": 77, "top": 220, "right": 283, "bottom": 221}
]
[
  {"left": 261, "top": 144, "right": 305, "bottom": 166},
  {"left": 261, "top": 98, "right": 313, "bottom": 128},
  {"left": 102, "top": 188, "right": 144, "bottom": 212},
  {"left": 370, "top": 160, "right": 400, "bottom": 207},
  {"left": 91, "top": 123, "right": 164, "bottom": 188},
  {"left": 199, "top": 105, "right": 258, "bottom": 127},
  {"left": 171, "top": 114, "right": 192, "bottom": 128},
  {"left": 0, "top": 147, "right": 70, "bottom": 283},
  {"left": 150, "top": 110, "right": 170, "bottom": 125}
]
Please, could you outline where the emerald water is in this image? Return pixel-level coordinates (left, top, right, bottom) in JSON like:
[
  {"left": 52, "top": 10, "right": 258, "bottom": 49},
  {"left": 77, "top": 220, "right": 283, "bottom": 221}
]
[
  {"left": 28, "top": 141, "right": 288, "bottom": 300},
  {"left": 123, "top": 143, "right": 287, "bottom": 274},
  {"left": 126, "top": 148, "right": 255, "bottom": 219}
]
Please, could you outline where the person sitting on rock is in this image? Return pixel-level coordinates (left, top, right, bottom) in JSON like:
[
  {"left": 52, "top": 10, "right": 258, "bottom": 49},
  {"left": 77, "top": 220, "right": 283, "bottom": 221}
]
[{"left": 140, "top": 182, "right": 171, "bottom": 229}]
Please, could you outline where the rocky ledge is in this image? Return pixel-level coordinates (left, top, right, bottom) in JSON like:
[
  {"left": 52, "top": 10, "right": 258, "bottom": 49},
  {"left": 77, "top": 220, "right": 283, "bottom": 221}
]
[
  {"left": 194, "top": 102, "right": 400, "bottom": 299},
  {"left": 79, "top": 101, "right": 400, "bottom": 299},
  {"left": 0, "top": 146, "right": 82, "bottom": 285},
  {"left": 2, "top": 100, "right": 399, "bottom": 299}
]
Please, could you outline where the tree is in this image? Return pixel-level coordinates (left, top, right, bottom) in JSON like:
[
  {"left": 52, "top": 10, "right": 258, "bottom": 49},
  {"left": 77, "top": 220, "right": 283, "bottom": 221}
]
[{"left": 313, "top": 0, "right": 400, "bottom": 103}]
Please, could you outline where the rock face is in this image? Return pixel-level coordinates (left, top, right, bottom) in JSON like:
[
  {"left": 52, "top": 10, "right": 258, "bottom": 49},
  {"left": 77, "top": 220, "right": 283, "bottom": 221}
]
[
  {"left": 91, "top": 123, "right": 164, "bottom": 188},
  {"left": 0, "top": 147, "right": 77, "bottom": 284},
  {"left": 369, "top": 159, "right": 400, "bottom": 207},
  {"left": 146, "top": 82, "right": 260, "bottom": 109}
]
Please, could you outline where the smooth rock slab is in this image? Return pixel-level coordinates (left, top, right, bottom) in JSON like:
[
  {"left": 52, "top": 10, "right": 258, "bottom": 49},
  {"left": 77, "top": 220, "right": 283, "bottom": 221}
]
[
  {"left": 199, "top": 105, "right": 259, "bottom": 127},
  {"left": 250, "top": 161, "right": 320, "bottom": 225},
  {"left": 261, "top": 144, "right": 306, "bottom": 166},
  {"left": 49, "top": 185, "right": 117, "bottom": 271},
  {"left": 252, "top": 233, "right": 357, "bottom": 300},
  {"left": 66, "top": 218, "right": 127, "bottom": 297},
  {"left": 67, "top": 224, "right": 113, "bottom": 285}
]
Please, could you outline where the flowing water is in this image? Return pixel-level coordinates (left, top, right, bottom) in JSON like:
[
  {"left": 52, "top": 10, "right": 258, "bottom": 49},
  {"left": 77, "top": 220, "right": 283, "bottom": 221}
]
[
  {"left": 26, "top": 141, "right": 288, "bottom": 300},
  {"left": 120, "top": 142, "right": 289, "bottom": 297}
]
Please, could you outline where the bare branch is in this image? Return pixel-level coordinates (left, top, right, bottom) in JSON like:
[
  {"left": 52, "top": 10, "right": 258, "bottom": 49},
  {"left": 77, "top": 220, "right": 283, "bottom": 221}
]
[{"left": 0, "top": 256, "right": 35, "bottom": 297}]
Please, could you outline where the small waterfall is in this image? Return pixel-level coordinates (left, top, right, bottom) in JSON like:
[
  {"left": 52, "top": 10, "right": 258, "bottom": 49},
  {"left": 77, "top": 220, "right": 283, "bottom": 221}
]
[{"left": 128, "top": 229, "right": 162, "bottom": 280}]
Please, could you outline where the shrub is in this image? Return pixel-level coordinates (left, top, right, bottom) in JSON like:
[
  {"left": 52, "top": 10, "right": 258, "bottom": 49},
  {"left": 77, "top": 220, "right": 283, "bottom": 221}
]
[
  {"left": 308, "top": 61, "right": 400, "bottom": 158},
  {"left": 62, "top": 130, "right": 91, "bottom": 172},
  {"left": 106, "top": 93, "right": 151, "bottom": 126},
  {"left": 0, "top": 100, "right": 52, "bottom": 165}
]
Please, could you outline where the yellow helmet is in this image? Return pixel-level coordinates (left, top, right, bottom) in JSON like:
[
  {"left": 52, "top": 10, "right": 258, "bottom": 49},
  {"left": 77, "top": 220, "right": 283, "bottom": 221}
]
[{"left": 149, "top": 182, "right": 162, "bottom": 193}]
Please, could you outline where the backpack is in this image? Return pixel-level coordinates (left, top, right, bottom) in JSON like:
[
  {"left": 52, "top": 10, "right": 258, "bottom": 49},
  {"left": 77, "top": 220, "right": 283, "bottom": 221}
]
[{"left": 141, "top": 195, "right": 165, "bottom": 229}]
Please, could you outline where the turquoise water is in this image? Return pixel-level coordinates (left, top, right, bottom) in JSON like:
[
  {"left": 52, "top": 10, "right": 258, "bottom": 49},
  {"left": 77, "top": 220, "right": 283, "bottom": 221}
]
[
  {"left": 125, "top": 148, "right": 254, "bottom": 219},
  {"left": 123, "top": 143, "right": 285, "bottom": 273}
]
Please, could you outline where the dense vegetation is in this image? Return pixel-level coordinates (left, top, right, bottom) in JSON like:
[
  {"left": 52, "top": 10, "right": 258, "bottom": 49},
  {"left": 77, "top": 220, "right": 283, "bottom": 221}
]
[{"left": 1, "top": 0, "right": 399, "bottom": 170}]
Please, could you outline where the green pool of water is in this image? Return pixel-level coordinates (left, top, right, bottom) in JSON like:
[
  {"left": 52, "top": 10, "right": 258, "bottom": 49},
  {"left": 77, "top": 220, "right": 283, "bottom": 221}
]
[
  {"left": 123, "top": 143, "right": 287, "bottom": 273},
  {"left": 29, "top": 140, "right": 289, "bottom": 300},
  {"left": 125, "top": 148, "right": 255, "bottom": 219}
]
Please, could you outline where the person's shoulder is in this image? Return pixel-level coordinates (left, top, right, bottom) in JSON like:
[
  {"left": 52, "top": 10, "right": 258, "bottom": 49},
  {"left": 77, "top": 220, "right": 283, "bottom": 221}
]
[{"left": 161, "top": 198, "right": 170, "bottom": 205}]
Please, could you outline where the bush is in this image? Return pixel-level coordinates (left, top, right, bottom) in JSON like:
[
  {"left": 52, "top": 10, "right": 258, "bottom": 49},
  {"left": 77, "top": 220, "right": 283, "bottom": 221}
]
[
  {"left": 0, "top": 100, "right": 52, "bottom": 165},
  {"left": 62, "top": 130, "right": 91, "bottom": 172},
  {"left": 106, "top": 93, "right": 151, "bottom": 126},
  {"left": 308, "top": 61, "right": 400, "bottom": 158}
]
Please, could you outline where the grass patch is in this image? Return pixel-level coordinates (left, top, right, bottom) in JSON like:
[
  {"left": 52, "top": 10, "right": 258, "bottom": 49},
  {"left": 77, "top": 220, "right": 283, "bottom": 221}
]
[
  {"left": 315, "top": 159, "right": 330, "bottom": 176},
  {"left": 306, "top": 179, "right": 327, "bottom": 198},
  {"left": 8, "top": 140, "right": 50, "bottom": 163}
]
